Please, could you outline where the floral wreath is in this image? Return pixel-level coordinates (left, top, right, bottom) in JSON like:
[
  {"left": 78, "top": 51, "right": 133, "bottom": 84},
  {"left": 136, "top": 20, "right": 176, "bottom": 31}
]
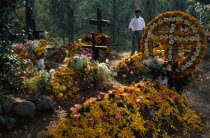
[{"left": 141, "top": 11, "right": 207, "bottom": 78}]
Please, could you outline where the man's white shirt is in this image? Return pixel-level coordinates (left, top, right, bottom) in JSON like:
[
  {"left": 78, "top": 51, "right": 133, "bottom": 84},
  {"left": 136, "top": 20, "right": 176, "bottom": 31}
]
[{"left": 128, "top": 17, "right": 145, "bottom": 31}]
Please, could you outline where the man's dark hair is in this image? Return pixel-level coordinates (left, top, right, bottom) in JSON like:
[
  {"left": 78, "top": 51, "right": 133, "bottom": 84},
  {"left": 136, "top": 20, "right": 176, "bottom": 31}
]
[{"left": 135, "top": 9, "right": 142, "bottom": 13}]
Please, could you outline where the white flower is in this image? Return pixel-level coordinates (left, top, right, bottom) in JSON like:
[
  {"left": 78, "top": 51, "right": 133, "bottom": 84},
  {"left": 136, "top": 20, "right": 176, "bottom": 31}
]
[
  {"left": 164, "top": 35, "right": 169, "bottom": 39},
  {"left": 148, "top": 30, "right": 152, "bottom": 34},
  {"left": 179, "top": 37, "right": 183, "bottom": 41},
  {"left": 193, "top": 28, "right": 198, "bottom": 33},
  {"left": 186, "top": 62, "right": 190, "bottom": 67},
  {"left": 195, "top": 51, "right": 199, "bottom": 56},
  {"left": 170, "top": 28, "right": 174, "bottom": 33},
  {"left": 153, "top": 23, "right": 157, "bottom": 27},
  {"left": 196, "top": 46, "right": 201, "bottom": 51},
  {"left": 191, "top": 56, "right": 196, "bottom": 61},
  {"left": 145, "top": 43, "right": 148, "bottom": 47},
  {"left": 169, "top": 46, "right": 173, "bottom": 49},
  {"left": 184, "top": 20, "right": 189, "bottom": 25},
  {"left": 169, "top": 40, "right": 174, "bottom": 44},
  {"left": 184, "top": 37, "right": 189, "bottom": 41},
  {"left": 157, "top": 58, "right": 164, "bottom": 64},
  {"left": 174, "top": 36, "right": 179, "bottom": 41},
  {"left": 175, "top": 16, "right": 180, "bottom": 21},
  {"left": 168, "top": 55, "right": 172, "bottom": 59},
  {"left": 49, "top": 69, "right": 55, "bottom": 74},
  {"left": 197, "top": 42, "right": 201, "bottom": 46},
  {"left": 106, "top": 59, "right": 109, "bottom": 63},
  {"left": 158, "top": 19, "right": 163, "bottom": 25},
  {"left": 151, "top": 34, "right": 155, "bottom": 38},
  {"left": 181, "top": 65, "right": 186, "bottom": 71},
  {"left": 195, "top": 34, "right": 201, "bottom": 41},
  {"left": 139, "top": 96, "right": 144, "bottom": 99},
  {"left": 180, "top": 17, "right": 184, "bottom": 21},
  {"left": 160, "top": 35, "right": 164, "bottom": 40},
  {"left": 169, "top": 50, "right": 172, "bottom": 54},
  {"left": 190, "top": 36, "right": 195, "bottom": 41},
  {"left": 150, "top": 25, "right": 154, "bottom": 30},
  {"left": 164, "top": 18, "right": 168, "bottom": 22},
  {"left": 145, "top": 50, "right": 149, "bottom": 54},
  {"left": 172, "top": 17, "right": 176, "bottom": 22},
  {"left": 169, "top": 35, "right": 174, "bottom": 40},
  {"left": 130, "top": 71, "right": 134, "bottom": 74},
  {"left": 171, "top": 24, "right": 176, "bottom": 28}
]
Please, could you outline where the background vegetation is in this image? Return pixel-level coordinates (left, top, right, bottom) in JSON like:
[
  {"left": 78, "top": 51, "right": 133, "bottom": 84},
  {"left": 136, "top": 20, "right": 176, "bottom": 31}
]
[{"left": 3, "top": 0, "right": 210, "bottom": 46}]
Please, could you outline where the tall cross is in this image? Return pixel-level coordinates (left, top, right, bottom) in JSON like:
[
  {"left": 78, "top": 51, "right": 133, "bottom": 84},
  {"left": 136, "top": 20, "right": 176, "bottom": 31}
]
[{"left": 89, "top": 8, "right": 110, "bottom": 33}]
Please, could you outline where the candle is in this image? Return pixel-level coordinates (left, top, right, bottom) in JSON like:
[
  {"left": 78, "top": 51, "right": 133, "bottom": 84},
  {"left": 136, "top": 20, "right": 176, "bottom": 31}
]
[
  {"left": 73, "top": 114, "right": 80, "bottom": 121},
  {"left": 139, "top": 80, "right": 145, "bottom": 86},
  {"left": 113, "top": 85, "right": 118, "bottom": 90},
  {"left": 70, "top": 107, "right": 77, "bottom": 113},
  {"left": 88, "top": 98, "right": 95, "bottom": 105},
  {"left": 135, "top": 98, "right": 141, "bottom": 105},
  {"left": 115, "top": 115, "right": 122, "bottom": 122},
  {"left": 130, "top": 87, "right": 135, "bottom": 95},
  {"left": 145, "top": 120, "right": 152, "bottom": 128},
  {"left": 162, "top": 84, "right": 167, "bottom": 87},
  {"left": 156, "top": 100, "right": 162, "bottom": 106},
  {"left": 139, "top": 80, "right": 145, "bottom": 91},
  {"left": 121, "top": 93, "right": 127, "bottom": 101},
  {"left": 100, "top": 92, "right": 106, "bottom": 100},
  {"left": 147, "top": 95, "right": 153, "bottom": 101},
  {"left": 101, "top": 113, "right": 107, "bottom": 121},
  {"left": 74, "top": 104, "right": 81, "bottom": 109},
  {"left": 159, "top": 93, "right": 165, "bottom": 99},
  {"left": 140, "top": 85, "right": 145, "bottom": 91},
  {"left": 58, "top": 67, "right": 63, "bottom": 70},
  {"left": 82, "top": 97, "right": 88, "bottom": 103},
  {"left": 89, "top": 119, "right": 95, "bottom": 127},
  {"left": 108, "top": 90, "right": 113, "bottom": 94},
  {"left": 112, "top": 90, "right": 117, "bottom": 94}
]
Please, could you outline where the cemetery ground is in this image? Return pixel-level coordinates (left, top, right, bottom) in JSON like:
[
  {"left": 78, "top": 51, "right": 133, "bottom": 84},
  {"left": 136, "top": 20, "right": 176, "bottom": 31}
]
[{"left": 2, "top": 50, "right": 210, "bottom": 138}]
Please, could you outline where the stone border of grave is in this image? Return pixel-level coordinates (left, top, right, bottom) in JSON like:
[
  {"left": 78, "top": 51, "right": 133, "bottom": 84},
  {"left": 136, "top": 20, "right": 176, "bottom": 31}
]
[{"left": 0, "top": 95, "right": 54, "bottom": 134}]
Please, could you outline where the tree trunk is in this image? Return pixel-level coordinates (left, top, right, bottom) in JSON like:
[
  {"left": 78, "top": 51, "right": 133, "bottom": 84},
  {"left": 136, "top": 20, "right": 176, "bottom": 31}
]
[
  {"left": 26, "top": 0, "right": 35, "bottom": 30},
  {"left": 112, "top": 0, "right": 116, "bottom": 44},
  {"left": 67, "top": 8, "right": 74, "bottom": 43}
]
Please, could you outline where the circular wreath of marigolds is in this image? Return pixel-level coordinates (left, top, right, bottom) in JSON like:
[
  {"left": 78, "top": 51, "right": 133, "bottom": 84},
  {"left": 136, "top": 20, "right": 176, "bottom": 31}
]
[{"left": 140, "top": 11, "right": 207, "bottom": 78}]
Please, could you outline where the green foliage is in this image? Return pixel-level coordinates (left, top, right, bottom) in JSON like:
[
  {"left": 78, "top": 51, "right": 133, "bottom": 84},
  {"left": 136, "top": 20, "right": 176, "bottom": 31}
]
[{"left": 0, "top": 3, "right": 28, "bottom": 93}]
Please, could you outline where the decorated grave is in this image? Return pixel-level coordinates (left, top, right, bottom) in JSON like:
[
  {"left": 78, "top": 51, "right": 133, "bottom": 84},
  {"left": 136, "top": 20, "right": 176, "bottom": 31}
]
[
  {"left": 48, "top": 11, "right": 208, "bottom": 137},
  {"left": 115, "top": 11, "right": 206, "bottom": 92}
]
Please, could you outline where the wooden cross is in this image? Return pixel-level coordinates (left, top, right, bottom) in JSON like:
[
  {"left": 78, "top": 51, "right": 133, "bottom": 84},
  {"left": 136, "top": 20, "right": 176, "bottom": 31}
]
[{"left": 89, "top": 8, "right": 110, "bottom": 33}]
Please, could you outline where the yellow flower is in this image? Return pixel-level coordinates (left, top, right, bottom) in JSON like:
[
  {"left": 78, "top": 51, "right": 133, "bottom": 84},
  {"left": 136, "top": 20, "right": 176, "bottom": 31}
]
[
  {"left": 102, "top": 76, "right": 107, "bottom": 81},
  {"left": 37, "top": 52, "right": 42, "bottom": 56},
  {"left": 57, "top": 93, "right": 64, "bottom": 99},
  {"left": 122, "top": 74, "right": 126, "bottom": 78}
]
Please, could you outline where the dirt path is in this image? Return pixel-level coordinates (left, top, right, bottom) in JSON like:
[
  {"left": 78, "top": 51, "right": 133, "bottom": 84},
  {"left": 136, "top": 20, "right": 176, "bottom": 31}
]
[
  {"left": 3, "top": 51, "right": 210, "bottom": 138},
  {"left": 182, "top": 59, "right": 210, "bottom": 138}
]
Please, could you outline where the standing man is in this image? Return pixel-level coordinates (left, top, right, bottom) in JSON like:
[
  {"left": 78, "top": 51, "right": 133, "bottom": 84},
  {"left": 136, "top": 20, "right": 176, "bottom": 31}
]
[{"left": 128, "top": 9, "right": 145, "bottom": 56}]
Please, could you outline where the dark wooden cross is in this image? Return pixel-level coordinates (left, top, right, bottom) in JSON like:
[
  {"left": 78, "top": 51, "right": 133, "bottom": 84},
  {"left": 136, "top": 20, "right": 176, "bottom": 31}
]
[
  {"left": 86, "top": 8, "right": 110, "bottom": 60},
  {"left": 89, "top": 8, "right": 110, "bottom": 33}
]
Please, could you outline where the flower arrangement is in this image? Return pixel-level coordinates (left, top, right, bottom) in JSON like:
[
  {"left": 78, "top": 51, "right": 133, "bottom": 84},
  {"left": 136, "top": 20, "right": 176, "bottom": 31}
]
[
  {"left": 22, "top": 69, "right": 54, "bottom": 94},
  {"left": 33, "top": 39, "right": 51, "bottom": 59},
  {"left": 141, "top": 11, "right": 207, "bottom": 78},
  {"left": 49, "top": 54, "right": 115, "bottom": 100},
  {"left": 81, "top": 33, "right": 112, "bottom": 46},
  {"left": 94, "top": 62, "right": 115, "bottom": 81},
  {"left": 49, "top": 81, "right": 206, "bottom": 137},
  {"left": 115, "top": 52, "right": 202, "bottom": 91}
]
